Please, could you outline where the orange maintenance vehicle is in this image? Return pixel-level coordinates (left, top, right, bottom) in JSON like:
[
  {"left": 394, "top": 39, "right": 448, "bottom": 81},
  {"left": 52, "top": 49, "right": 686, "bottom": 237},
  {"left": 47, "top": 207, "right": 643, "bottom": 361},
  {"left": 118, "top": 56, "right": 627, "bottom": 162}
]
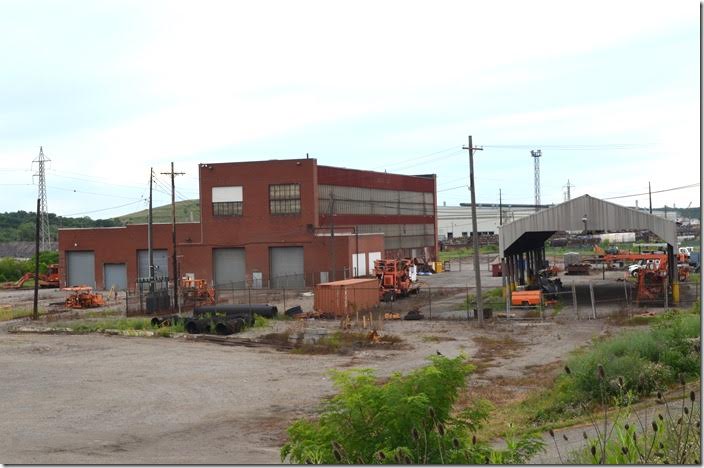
[
  {"left": 373, "top": 258, "right": 420, "bottom": 302},
  {"left": 63, "top": 286, "right": 105, "bottom": 309},
  {"left": 1, "top": 264, "right": 60, "bottom": 289}
]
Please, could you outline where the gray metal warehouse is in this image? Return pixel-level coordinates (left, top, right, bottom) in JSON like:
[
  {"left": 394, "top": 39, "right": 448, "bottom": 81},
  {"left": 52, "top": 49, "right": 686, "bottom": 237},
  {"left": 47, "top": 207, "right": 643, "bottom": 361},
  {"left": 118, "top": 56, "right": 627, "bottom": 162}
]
[{"left": 498, "top": 195, "right": 682, "bottom": 304}]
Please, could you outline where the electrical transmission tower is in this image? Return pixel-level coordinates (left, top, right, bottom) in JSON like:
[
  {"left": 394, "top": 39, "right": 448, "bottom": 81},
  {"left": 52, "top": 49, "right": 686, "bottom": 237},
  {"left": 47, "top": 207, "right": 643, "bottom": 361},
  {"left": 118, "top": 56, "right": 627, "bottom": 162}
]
[
  {"left": 530, "top": 149, "right": 541, "bottom": 211},
  {"left": 563, "top": 179, "right": 574, "bottom": 201},
  {"left": 32, "top": 146, "right": 51, "bottom": 251}
]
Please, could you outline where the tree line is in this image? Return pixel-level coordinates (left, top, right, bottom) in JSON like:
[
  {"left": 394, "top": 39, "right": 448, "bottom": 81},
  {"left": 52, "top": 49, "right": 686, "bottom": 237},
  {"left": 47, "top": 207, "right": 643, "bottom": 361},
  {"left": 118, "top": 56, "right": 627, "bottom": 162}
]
[{"left": 0, "top": 211, "right": 121, "bottom": 242}]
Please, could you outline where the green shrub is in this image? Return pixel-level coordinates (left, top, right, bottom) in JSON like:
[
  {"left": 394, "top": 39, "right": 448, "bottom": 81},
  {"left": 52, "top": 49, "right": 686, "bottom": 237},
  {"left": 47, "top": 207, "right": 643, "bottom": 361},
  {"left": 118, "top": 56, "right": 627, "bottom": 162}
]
[{"left": 280, "top": 355, "right": 544, "bottom": 464}]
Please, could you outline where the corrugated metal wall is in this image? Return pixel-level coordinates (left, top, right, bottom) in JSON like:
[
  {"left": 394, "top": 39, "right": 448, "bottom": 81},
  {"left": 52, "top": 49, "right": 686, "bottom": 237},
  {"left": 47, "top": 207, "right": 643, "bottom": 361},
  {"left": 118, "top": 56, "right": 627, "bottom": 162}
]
[
  {"left": 319, "top": 185, "right": 434, "bottom": 216},
  {"left": 66, "top": 251, "right": 96, "bottom": 288},
  {"left": 213, "top": 248, "right": 246, "bottom": 288},
  {"left": 356, "top": 223, "right": 435, "bottom": 250}
]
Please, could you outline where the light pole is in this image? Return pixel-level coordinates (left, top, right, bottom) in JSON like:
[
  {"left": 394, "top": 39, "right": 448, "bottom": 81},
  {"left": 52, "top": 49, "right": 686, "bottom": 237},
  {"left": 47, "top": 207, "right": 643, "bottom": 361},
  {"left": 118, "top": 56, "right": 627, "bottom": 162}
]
[{"left": 582, "top": 215, "right": 588, "bottom": 234}]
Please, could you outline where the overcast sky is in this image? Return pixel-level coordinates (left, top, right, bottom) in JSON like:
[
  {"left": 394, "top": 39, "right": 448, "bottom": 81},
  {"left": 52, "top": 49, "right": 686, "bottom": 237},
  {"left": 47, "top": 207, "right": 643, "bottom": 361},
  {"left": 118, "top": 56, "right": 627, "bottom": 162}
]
[{"left": 0, "top": 0, "right": 700, "bottom": 219}]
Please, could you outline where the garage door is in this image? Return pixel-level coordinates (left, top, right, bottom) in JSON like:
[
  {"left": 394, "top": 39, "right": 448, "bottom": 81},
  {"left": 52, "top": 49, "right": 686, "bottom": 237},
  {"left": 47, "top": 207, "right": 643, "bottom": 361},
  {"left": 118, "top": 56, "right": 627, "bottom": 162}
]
[
  {"left": 66, "top": 251, "right": 95, "bottom": 288},
  {"left": 104, "top": 263, "right": 127, "bottom": 290},
  {"left": 213, "top": 248, "right": 246, "bottom": 288},
  {"left": 138, "top": 250, "right": 169, "bottom": 279},
  {"left": 270, "top": 247, "right": 304, "bottom": 288}
]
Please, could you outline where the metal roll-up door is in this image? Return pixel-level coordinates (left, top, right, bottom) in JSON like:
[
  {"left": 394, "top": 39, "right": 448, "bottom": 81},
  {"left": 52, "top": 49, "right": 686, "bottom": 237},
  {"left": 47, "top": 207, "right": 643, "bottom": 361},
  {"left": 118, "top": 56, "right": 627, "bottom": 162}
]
[
  {"left": 270, "top": 247, "right": 304, "bottom": 288},
  {"left": 66, "top": 251, "right": 95, "bottom": 288},
  {"left": 104, "top": 263, "right": 127, "bottom": 290},
  {"left": 137, "top": 250, "right": 169, "bottom": 279},
  {"left": 213, "top": 248, "right": 246, "bottom": 288}
]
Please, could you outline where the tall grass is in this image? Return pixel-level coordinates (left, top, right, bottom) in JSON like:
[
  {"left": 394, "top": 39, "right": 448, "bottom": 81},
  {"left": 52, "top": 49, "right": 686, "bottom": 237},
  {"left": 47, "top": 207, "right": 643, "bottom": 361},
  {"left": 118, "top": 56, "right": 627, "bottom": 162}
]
[{"left": 526, "top": 310, "right": 700, "bottom": 425}]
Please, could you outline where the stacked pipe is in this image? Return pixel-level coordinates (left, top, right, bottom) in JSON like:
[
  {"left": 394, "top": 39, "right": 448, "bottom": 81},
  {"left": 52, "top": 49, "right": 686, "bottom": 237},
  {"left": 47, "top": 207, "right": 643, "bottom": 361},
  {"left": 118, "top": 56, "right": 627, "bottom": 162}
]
[{"left": 151, "top": 304, "right": 279, "bottom": 336}]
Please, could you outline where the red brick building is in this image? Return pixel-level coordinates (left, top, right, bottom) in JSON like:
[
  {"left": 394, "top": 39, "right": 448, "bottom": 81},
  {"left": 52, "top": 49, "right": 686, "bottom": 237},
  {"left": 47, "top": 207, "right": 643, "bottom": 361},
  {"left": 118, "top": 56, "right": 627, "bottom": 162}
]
[{"left": 58, "top": 158, "right": 437, "bottom": 290}]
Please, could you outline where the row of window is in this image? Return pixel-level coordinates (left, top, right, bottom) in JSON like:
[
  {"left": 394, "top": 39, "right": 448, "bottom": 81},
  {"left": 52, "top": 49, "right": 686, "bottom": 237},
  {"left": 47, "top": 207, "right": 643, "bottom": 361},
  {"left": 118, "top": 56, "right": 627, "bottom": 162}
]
[{"left": 212, "top": 184, "right": 301, "bottom": 217}]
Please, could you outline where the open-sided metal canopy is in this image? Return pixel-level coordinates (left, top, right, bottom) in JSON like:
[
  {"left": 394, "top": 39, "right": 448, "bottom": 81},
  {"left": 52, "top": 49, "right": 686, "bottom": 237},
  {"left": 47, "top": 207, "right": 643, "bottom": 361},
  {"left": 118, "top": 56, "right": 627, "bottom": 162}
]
[{"left": 499, "top": 194, "right": 678, "bottom": 255}]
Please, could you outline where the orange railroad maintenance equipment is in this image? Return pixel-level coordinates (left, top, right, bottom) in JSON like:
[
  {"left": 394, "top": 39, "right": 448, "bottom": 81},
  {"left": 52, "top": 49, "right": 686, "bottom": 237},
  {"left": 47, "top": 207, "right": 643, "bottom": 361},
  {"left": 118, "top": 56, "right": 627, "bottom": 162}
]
[
  {"left": 373, "top": 258, "right": 420, "bottom": 302},
  {"left": 180, "top": 277, "right": 215, "bottom": 306},
  {"left": 1, "top": 264, "right": 60, "bottom": 289},
  {"left": 63, "top": 286, "right": 105, "bottom": 309},
  {"left": 511, "top": 290, "right": 542, "bottom": 307}
]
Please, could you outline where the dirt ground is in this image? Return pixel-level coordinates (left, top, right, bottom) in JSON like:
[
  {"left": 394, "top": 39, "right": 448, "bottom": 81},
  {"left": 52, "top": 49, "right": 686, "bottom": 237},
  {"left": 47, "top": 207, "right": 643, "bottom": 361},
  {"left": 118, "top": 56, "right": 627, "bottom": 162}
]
[{"left": 0, "top": 261, "right": 693, "bottom": 464}]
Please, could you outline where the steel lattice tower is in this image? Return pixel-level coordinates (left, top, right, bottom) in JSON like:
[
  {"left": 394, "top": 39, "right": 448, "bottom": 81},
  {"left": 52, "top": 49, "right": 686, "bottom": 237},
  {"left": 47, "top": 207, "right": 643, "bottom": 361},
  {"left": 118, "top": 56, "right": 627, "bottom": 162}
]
[
  {"left": 33, "top": 146, "right": 51, "bottom": 251},
  {"left": 530, "top": 149, "right": 541, "bottom": 210}
]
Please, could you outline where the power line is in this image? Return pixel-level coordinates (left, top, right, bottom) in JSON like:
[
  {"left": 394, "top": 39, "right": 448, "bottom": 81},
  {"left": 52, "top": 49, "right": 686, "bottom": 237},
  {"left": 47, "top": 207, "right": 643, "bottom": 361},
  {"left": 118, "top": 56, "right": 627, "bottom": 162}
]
[
  {"left": 602, "top": 183, "right": 700, "bottom": 200},
  {"left": 63, "top": 198, "right": 145, "bottom": 217}
]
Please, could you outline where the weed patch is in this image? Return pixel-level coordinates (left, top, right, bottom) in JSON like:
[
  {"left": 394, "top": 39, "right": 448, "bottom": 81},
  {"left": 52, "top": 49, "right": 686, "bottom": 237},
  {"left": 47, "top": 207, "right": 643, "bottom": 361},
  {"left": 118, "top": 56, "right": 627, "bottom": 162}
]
[{"left": 281, "top": 354, "right": 544, "bottom": 464}]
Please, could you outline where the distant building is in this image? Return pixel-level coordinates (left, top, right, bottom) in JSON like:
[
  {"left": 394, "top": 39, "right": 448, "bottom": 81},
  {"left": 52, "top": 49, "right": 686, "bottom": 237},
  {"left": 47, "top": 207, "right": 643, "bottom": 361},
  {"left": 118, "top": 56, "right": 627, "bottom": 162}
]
[{"left": 437, "top": 203, "right": 552, "bottom": 240}]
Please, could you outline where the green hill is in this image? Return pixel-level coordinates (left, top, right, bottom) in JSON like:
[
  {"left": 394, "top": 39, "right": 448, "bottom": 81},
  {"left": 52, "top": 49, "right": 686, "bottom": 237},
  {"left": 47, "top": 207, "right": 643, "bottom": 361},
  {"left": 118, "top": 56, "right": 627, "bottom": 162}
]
[
  {"left": 0, "top": 211, "right": 122, "bottom": 243},
  {"left": 118, "top": 199, "right": 200, "bottom": 224}
]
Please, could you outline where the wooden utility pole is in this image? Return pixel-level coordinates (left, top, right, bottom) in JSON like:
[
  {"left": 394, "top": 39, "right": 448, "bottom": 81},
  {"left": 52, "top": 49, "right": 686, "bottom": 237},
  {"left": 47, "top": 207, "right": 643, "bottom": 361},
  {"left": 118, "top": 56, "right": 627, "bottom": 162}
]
[
  {"left": 463, "top": 135, "right": 484, "bottom": 325},
  {"left": 148, "top": 168, "right": 154, "bottom": 295},
  {"left": 33, "top": 198, "right": 40, "bottom": 320},
  {"left": 161, "top": 162, "right": 184, "bottom": 313},
  {"left": 329, "top": 193, "right": 336, "bottom": 281},
  {"left": 648, "top": 181, "right": 653, "bottom": 214},
  {"left": 499, "top": 189, "right": 503, "bottom": 226}
]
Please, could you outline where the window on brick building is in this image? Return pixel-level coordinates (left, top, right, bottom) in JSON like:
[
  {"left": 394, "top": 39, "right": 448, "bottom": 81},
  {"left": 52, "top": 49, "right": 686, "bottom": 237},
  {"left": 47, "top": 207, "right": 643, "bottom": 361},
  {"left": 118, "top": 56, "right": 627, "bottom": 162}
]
[
  {"left": 270, "top": 183, "right": 301, "bottom": 215},
  {"left": 212, "top": 186, "right": 243, "bottom": 216}
]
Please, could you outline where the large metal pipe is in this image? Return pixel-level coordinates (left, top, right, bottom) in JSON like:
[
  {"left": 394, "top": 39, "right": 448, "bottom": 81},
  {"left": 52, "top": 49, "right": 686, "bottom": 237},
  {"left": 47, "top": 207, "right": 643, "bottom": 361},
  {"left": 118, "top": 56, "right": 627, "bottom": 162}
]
[
  {"left": 214, "top": 318, "right": 246, "bottom": 335},
  {"left": 194, "top": 304, "right": 277, "bottom": 319},
  {"left": 185, "top": 318, "right": 211, "bottom": 334}
]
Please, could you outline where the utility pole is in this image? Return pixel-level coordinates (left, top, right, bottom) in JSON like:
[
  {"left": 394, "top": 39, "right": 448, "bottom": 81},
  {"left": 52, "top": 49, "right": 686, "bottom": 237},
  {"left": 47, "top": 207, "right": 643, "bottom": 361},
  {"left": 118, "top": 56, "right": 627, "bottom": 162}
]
[
  {"left": 161, "top": 162, "right": 185, "bottom": 314},
  {"left": 462, "top": 135, "right": 484, "bottom": 325},
  {"left": 33, "top": 198, "right": 40, "bottom": 320},
  {"left": 33, "top": 147, "right": 51, "bottom": 252},
  {"left": 648, "top": 181, "right": 653, "bottom": 214},
  {"left": 530, "top": 149, "right": 542, "bottom": 211},
  {"left": 148, "top": 168, "right": 154, "bottom": 296},
  {"left": 329, "top": 193, "right": 336, "bottom": 281},
  {"left": 499, "top": 189, "right": 503, "bottom": 226}
]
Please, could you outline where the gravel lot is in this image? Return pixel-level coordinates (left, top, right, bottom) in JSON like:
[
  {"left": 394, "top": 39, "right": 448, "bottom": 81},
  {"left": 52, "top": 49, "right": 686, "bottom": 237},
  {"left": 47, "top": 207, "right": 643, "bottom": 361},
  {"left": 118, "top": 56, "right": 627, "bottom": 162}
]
[{"left": 0, "top": 261, "right": 682, "bottom": 464}]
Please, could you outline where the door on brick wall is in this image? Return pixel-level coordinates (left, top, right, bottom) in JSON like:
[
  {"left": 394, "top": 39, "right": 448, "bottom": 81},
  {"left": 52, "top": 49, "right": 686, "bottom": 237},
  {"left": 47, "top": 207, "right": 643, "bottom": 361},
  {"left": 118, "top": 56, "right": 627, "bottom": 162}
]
[
  {"left": 103, "top": 263, "right": 127, "bottom": 290},
  {"left": 137, "top": 250, "right": 169, "bottom": 279},
  {"left": 213, "top": 248, "right": 246, "bottom": 288},
  {"left": 368, "top": 251, "right": 382, "bottom": 274},
  {"left": 270, "top": 247, "right": 304, "bottom": 288},
  {"left": 66, "top": 251, "right": 95, "bottom": 288},
  {"left": 352, "top": 253, "right": 367, "bottom": 277}
]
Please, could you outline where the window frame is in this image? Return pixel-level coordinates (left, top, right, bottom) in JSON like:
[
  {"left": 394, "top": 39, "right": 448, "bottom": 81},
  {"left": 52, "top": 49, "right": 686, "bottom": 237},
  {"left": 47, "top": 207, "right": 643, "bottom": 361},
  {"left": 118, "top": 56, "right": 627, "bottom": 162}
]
[{"left": 269, "top": 183, "right": 301, "bottom": 215}]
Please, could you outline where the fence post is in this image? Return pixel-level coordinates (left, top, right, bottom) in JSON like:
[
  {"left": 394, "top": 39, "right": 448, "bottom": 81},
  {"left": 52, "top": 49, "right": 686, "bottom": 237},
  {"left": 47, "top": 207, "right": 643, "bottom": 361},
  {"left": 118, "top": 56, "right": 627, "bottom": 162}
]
[
  {"left": 623, "top": 279, "right": 630, "bottom": 316},
  {"left": 465, "top": 285, "right": 470, "bottom": 321},
  {"left": 283, "top": 287, "right": 286, "bottom": 311},
  {"left": 663, "top": 278, "right": 668, "bottom": 310},
  {"left": 589, "top": 281, "right": 597, "bottom": 319},
  {"left": 428, "top": 286, "right": 432, "bottom": 320},
  {"left": 506, "top": 281, "right": 511, "bottom": 320},
  {"left": 572, "top": 281, "right": 578, "bottom": 319}
]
